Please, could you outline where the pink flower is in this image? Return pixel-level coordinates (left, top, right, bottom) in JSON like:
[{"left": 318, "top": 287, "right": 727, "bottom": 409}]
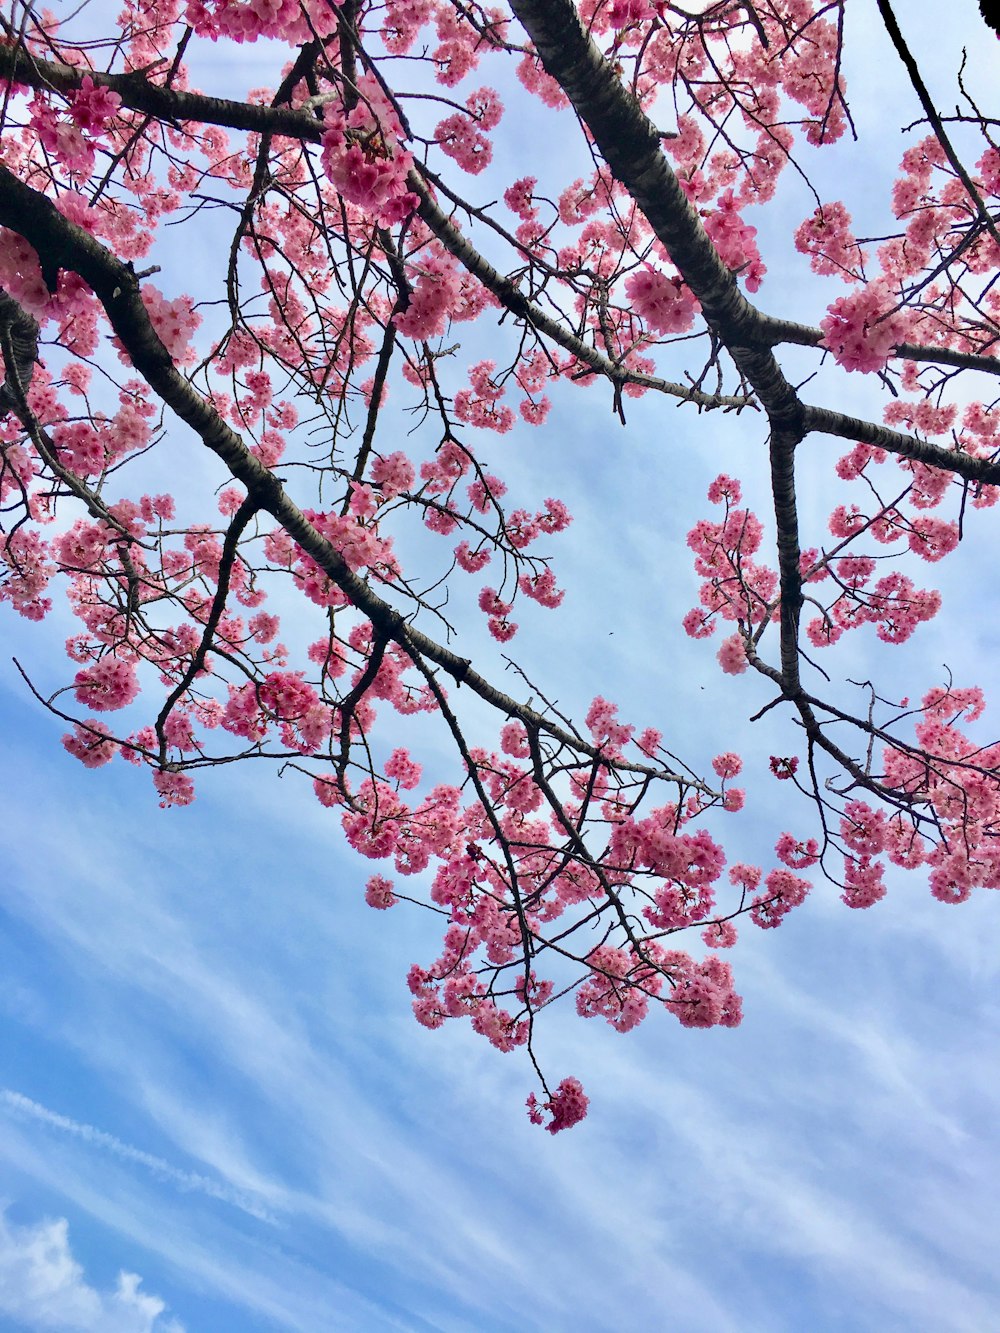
[
  {"left": 500, "top": 722, "right": 529, "bottom": 758},
  {"left": 249, "top": 612, "right": 280, "bottom": 643},
  {"left": 750, "top": 869, "right": 811, "bottom": 928},
  {"left": 455, "top": 541, "right": 491, "bottom": 573},
  {"left": 370, "top": 451, "right": 415, "bottom": 499},
  {"left": 478, "top": 587, "right": 511, "bottom": 617},
  {"left": 435, "top": 110, "right": 493, "bottom": 175},
  {"left": 62, "top": 720, "right": 117, "bottom": 768},
  {"left": 322, "top": 138, "right": 417, "bottom": 222},
  {"left": 365, "top": 874, "right": 398, "bottom": 910},
  {"left": 527, "top": 1076, "right": 589, "bottom": 1134},
  {"left": 624, "top": 266, "right": 698, "bottom": 335},
  {"left": 504, "top": 176, "right": 538, "bottom": 220},
  {"left": 142, "top": 286, "right": 201, "bottom": 366},
  {"left": 518, "top": 568, "right": 564, "bottom": 609},
  {"left": 702, "top": 919, "right": 738, "bottom": 948},
  {"left": 840, "top": 801, "right": 886, "bottom": 857},
  {"left": 607, "top": 0, "right": 655, "bottom": 24},
  {"left": 153, "top": 769, "right": 195, "bottom": 807},
  {"left": 712, "top": 751, "right": 742, "bottom": 779},
  {"left": 704, "top": 191, "right": 765, "bottom": 290},
  {"left": 717, "top": 634, "right": 748, "bottom": 675},
  {"left": 776, "top": 832, "right": 820, "bottom": 869},
  {"left": 488, "top": 616, "right": 518, "bottom": 642},
  {"left": 821, "top": 279, "right": 907, "bottom": 374},
  {"left": 908, "top": 516, "right": 959, "bottom": 562},
  {"left": 683, "top": 608, "right": 714, "bottom": 639},
  {"left": 841, "top": 856, "right": 887, "bottom": 909},
  {"left": 707, "top": 474, "right": 742, "bottom": 505},
  {"left": 519, "top": 396, "right": 550, "bottom": 425},
  {"left": 770, "top": 755, "right": 799, "bottom": 780},
  {"left": 385, "top": 748, "right": 422, "bottom": 790},
  {"left": 795, "top": 201, "right": 865, "bottom": 280},
  {"left": 73, "top": 658, "right": 140, "bottom": 712},
  {"left": 70, "top": 76, "right": 122, "bottom": 135}
]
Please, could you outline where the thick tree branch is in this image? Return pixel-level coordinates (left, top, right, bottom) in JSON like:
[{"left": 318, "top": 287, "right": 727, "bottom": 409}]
[
  {"left": 769, "top": 428, "right": 803, "bottom": 693},
  {"left": 766, "top": 319, "right": 1000, "bottom": 377},
  {"left": 802, "top": 403, "right": 1000, "bottom": 485},
  {"left": 507, "top": 0, "right": 805, "bottom": 434},
  {"left": 0, "top": 291, "right": 39, "bottom": 413}
]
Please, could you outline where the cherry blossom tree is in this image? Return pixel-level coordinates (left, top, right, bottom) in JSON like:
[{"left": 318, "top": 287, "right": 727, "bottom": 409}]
[{"left": 1, "top": 0, "right": 998, "bottom": 1133}]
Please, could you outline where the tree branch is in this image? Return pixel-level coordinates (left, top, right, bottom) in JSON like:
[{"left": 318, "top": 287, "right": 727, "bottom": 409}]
[{"left": 802, "top": 402, "right": 1000, "bottom": 485}]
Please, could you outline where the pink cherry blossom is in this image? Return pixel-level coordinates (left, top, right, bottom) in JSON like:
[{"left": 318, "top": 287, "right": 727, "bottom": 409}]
[
  {"left": 624, "top": 266, "right": 698, "bottom": 335},
  {"left": 73, "top": 659, "right": 140, "bottom": 712}
]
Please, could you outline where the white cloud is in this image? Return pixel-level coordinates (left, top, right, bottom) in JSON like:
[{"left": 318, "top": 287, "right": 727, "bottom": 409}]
[
  {"left": 0, "top": 1091, "right": 274, "bottom": 1223},
  {"left": 0, "top": 1207, "right": 183, "bottom": 1332}
]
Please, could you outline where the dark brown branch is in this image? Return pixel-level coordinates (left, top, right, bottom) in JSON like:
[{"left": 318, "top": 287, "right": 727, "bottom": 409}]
[
  {"left": 766, "top": 318, "right": 1000, "bottom": 378},
  {"left": 507, "top": 0, "right": 804, "bottom": 434},
  {"left": 802, "top": 403, "right": 1000, "bottom": 486},
  {"left": 0, "top": 291, "right": 39, "bottom": 413},
  {"left": 154, "top": 495, "right": 261, "bottom": 762},
  {"left": 769, "top": 428, "right": 803, "bottom": 693},
  {"left": 334, "top": 629, "right": 388, "bottom": 785}
]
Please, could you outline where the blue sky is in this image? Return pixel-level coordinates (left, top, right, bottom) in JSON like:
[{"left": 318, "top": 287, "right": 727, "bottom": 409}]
[{"left": 2, "top": 3, "right": 1000, "bottom": 1330}]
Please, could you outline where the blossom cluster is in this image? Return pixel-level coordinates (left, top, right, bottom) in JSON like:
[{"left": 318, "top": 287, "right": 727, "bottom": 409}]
[{"left": 683, "top": 474, "right": 778, "bottom": 669}]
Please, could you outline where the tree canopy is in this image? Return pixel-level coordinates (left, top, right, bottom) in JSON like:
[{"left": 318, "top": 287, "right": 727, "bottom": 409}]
[{"left": 1, "top": 0, "right": 998, "bottom": 1132}]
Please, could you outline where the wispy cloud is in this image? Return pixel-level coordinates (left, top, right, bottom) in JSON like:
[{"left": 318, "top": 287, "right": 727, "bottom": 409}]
[
  {"left": 3, "top": 714, "right": 1000, "bottom": 1333},
  {"left": 0, "top": 1090, "right": 274, "bottom": 1223}
]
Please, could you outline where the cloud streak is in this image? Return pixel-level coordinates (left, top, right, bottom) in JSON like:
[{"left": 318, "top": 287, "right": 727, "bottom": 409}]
[{"left": 0, "top": 1090, "right": 274, "bottom": 1224}]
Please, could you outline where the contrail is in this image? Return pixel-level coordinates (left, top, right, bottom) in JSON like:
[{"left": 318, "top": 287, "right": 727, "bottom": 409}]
[{"left": 0, "top": 1089, "right": 274, "bottom": 1222}]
